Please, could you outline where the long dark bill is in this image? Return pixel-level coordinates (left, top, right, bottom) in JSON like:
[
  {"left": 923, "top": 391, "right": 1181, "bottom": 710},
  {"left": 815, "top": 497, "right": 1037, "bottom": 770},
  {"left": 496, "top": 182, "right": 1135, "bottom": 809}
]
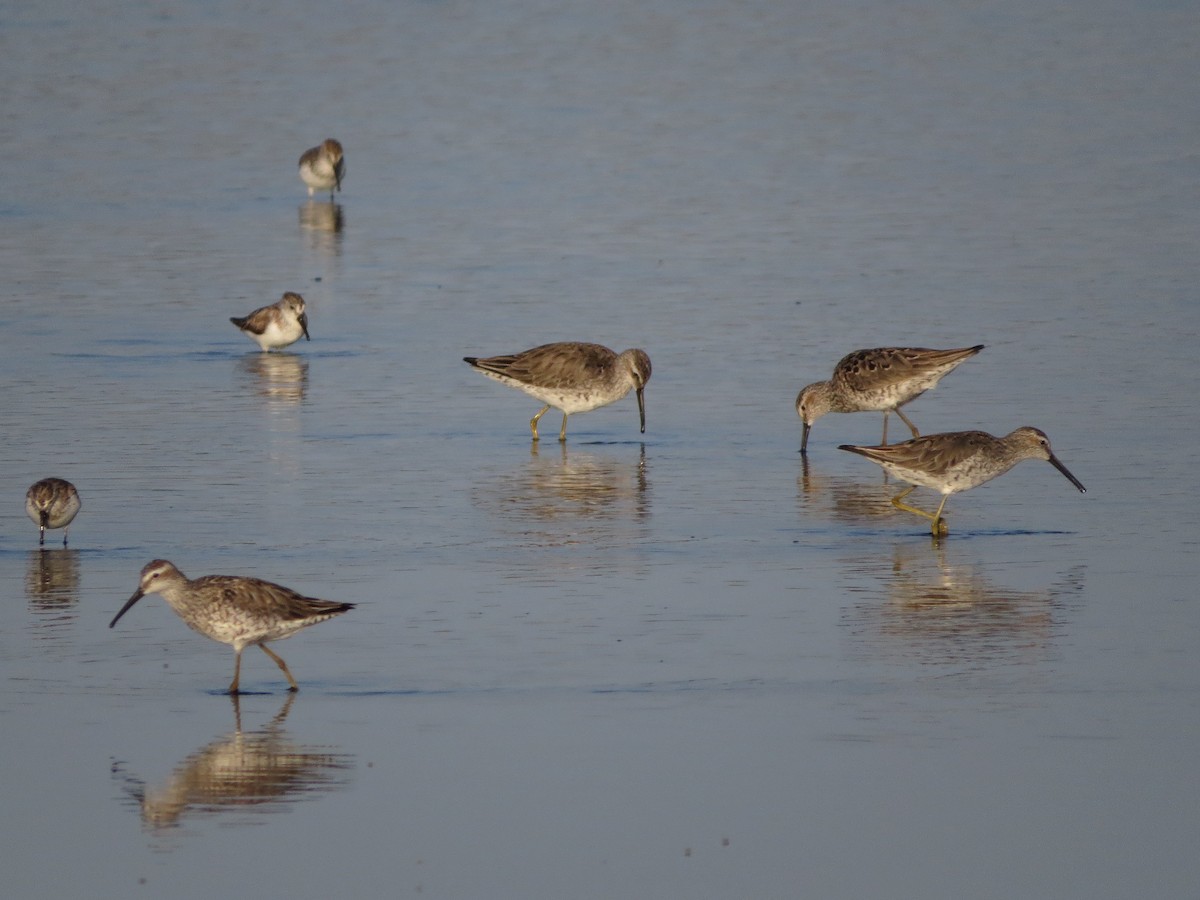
[
  {"left": 299, "top": 312, "right": 311, "bottom": 341},
  {"left": 109, "top": 590, "right": 145, "bottom": 629},
  {"left": 801, "top": 422, "right": 812, "bottom": 454},
  {"left": 1049, "top": 454, "right": 1087, "bottom": 493},
  {"left": 637, "top": 387, "right": 646, "bottom": 434}
]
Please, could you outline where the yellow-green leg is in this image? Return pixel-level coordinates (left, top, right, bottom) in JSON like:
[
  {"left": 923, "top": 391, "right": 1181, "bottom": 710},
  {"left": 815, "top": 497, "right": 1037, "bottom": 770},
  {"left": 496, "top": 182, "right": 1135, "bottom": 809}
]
[
  {"left": 260, "top": 643, "right": 299, "bottom": 692},
  {"left": 930, "top": 495, "right": 950, "bottom": 536},
  {"left": 529, "top": 404, "right": 550, "bottom": 441},
  {"left": 890, "top": 485, "right": 928, "bottom": 517},
  {"left": 895, "top": 407, "right": 920, "bottom": 439},
  {"left": 229, "top": 649, "right": 243, "bottom": 695},
  {"left": 890, "top": 486, "right": 950, "bottom": 535},
  {"left": 558, "top": 413, "right": 569, "bottom": 442}
]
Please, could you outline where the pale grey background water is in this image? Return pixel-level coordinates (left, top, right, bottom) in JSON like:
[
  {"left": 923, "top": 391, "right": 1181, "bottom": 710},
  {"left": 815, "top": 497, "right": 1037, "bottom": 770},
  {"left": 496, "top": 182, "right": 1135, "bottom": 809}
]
[{"left": 1, "top": 0, "right": 1198, "bottom": 897}]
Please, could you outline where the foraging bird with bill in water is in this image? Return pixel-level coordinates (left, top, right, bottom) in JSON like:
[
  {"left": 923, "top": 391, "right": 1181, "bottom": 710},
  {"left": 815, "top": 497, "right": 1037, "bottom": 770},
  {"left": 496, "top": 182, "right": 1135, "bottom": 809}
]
[
  {"left": 464, "top": 341, "right": 652, "bottom": 442},
  {"left": 796, "top": 345, "right": 984, "bottom": 453},
  {"left": 838, "top": 426, "right": 1086, "bottom": 536}
]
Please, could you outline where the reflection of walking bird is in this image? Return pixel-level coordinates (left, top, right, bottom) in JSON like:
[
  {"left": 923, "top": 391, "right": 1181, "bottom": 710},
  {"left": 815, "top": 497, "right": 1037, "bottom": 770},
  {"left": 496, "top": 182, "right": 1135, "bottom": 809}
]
[
  {"left": 25, "top": 478, "right": 81, "bottom": 546},
  {"left": 842, "top": 543, "right": 1087, "bottom": 668},
  {"left": 839, "top": 427, "right": 1086, "bottom": 535},
  {"left": 796, "top": 346, "right": 983, "bottom": 453},
  {"left": 796, "top": 455, "right": 899, "bottom": 523},
  {"left": 471, "top": 444, "right": 652, "bottom": 575},
  {"left": 474, "top": 444, "right": 649, "bottom": 524},
  {"left": 110, "top": 560, "right": 354, "bottom": 694},
  {"left": 113, "top": 695, "right": 353, "bottom": 830}
]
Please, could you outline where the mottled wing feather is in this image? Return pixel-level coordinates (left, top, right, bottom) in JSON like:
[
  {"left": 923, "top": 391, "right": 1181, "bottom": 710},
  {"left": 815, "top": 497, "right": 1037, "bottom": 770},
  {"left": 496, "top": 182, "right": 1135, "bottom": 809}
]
[
  {"left": 468, "top": 342, "right": 616, "bottom": 390},
  {"left": 202, "top": 576, "right": 351, "bottom": 619},
  {"left": 835, "top": 348, "right": 925, "bottom": 392},
  {"left": 851, "top": 431, "right": 993, "bottom": 476},
  {"left": 835, "top": 347, "right": 980, "bottom": 393}
]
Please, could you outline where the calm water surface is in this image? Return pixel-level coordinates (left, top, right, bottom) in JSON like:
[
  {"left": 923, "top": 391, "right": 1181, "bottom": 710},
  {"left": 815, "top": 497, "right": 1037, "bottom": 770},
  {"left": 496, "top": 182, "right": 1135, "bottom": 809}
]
[{"left": 2, "top": 0, "right": 1198, "bottom": 897}]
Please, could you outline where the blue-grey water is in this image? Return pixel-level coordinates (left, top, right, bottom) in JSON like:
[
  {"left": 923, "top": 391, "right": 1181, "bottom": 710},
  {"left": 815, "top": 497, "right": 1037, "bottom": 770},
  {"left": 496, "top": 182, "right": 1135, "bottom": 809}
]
[{"left": 2, "top": 0, "right": 1198, "bottom": 897}]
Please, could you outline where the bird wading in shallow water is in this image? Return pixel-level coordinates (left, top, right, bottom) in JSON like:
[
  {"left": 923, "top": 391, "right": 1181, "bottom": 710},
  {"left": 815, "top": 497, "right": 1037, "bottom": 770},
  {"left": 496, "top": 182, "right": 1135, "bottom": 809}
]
[
  {"left": 25, "top": 478, "right": 82, "bottom": 546},
  {"left": 839, "top": 426, "right": 1086, "bottom": 535},
  {"left": 230, "top": 292, "right": 310, "bottom": 351},
  {"left": 464, "top": 342, "right": 652, "bottom": 442},
  {"left": 796, "top": 345, "right": 984, "bottom": 453},
  {"left": 298, "top": 138, "right": 345, "bottom": 199},
  {"left": 110, "top": 560, "right": 354, "bottom": 694}
]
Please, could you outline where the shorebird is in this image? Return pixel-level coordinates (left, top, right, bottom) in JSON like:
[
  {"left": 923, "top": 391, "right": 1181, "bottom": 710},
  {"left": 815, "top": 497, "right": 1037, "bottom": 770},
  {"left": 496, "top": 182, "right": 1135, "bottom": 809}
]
[
  {"left": 464, "top": 342, "right": 652, "bottom": 442},
  {"left": 230, "top": 292, "right": 310, "bottom": 351},
  {"left": 110, "top": 560, "right": 354, "bottom": 694},
  {"left": 839, "top": 427, "right": 1086, "bottom": 535},
  {"left": 25, "top": 478, "right": 81, "bottom": 546},
  {"left": 298, "top": 138, "right": 345, "bottom": 199},
  {"left": 796, "top": 345, "right": 984, "bottom": 452}
]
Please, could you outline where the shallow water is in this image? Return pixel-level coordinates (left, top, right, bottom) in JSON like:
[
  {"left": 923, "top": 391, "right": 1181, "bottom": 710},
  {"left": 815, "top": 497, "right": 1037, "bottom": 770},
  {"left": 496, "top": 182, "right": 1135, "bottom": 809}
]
[{"left": 2, "top": 0, "right": 1199, "bottom": 897}]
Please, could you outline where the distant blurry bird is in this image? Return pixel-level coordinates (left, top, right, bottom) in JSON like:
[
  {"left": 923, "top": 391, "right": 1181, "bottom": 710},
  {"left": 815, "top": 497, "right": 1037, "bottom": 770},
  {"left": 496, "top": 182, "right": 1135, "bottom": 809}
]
[{"left": 298, "top": 138, "right": 345, "bottom": 199}]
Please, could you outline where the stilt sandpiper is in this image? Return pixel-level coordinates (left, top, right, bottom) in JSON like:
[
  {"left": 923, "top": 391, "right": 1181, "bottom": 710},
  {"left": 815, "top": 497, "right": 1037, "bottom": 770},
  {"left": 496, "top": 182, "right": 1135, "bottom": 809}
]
[
  {"left": 110, "top": 560, "right": 354, "bottom": 694},
  {"left": 839, "top": 426, "right": 1086, "bottom": 535},
  {"left": 464, "top": 342, "right": 652, "bottom": 442},
  {"left": 797, "top": 345, "right": 984, "bottom": 452}
]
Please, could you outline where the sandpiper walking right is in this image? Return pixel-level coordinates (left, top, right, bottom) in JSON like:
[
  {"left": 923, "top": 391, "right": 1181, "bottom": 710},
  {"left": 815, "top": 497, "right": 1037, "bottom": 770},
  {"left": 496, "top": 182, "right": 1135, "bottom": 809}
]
[{"left": 839, "top": 426, "right": 1086, "bottom": 535}]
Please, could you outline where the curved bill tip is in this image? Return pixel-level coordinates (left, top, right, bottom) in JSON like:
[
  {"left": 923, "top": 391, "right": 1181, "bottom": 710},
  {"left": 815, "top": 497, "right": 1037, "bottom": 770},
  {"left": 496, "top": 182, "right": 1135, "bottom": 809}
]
[
  {"left": 299, "top": 314, "right": 311, "bottom": 341},
  {"left": 1049, "top": 454, "right": 1086, "bottom": 493},
  {"left": 800, "top": 422, "right": 811, "bottom": 454},
  {"left": 637, "top": 387, "right": 646, "bottom": 434},
  {"left": 109, "top": 591, "right": 145, "bottom": 629}
]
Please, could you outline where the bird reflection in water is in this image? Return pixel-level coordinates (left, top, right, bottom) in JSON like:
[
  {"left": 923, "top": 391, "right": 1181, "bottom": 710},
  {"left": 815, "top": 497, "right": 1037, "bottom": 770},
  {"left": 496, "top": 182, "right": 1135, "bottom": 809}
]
[
  {"left": 26, "top": 548, "right": 81, "bottom": 602},
  {"left": 476, "top": 443, "right": 648, "bottom": 523},
  {"left": 841, "top": 542, "right": 1086, "bottom": 668},
  {"left": 298, "top": 200, "right": 343, "bottom": 259},
  {"left": 112, "top": 694, "right": 352, "bottom": 832},
  {"left": 239, "top": 352, "right": 308, "bottom": 405},
  {"left": 25, "top": 549, "right": 81, "bottom": 639},
  {"left": 470, "top": 443, "right": 650, "bottom": 565},
  {"left": 797, "top": 455, "right": 898, "bottom": 524}
]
